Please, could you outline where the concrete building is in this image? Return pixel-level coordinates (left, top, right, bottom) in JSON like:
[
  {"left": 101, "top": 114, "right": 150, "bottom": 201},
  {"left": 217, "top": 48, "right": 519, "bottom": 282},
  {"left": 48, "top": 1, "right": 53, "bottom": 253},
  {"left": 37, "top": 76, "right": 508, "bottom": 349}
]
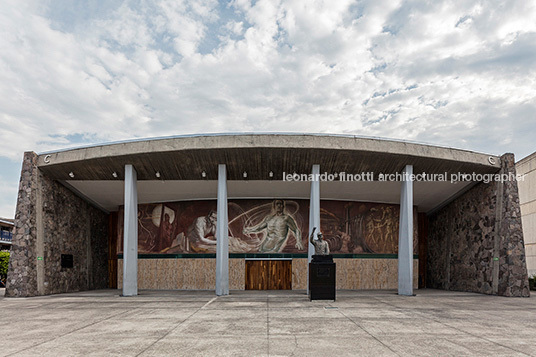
[
  {"left": 5, "top": 134, "right": 530, "bottom": 297},
  {"left": 517, "top": 152, "right": 536, "bottom": 277},
  {"left": 0, "top": 217, "right": 14, "bottom": 251}
]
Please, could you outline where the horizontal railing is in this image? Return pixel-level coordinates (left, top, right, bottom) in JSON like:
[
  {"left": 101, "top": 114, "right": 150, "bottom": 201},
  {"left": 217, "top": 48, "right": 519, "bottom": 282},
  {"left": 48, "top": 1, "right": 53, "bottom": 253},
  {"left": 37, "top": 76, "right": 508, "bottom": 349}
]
[{"left": 0, "top": 231, "right": 13, "bottom": 242}]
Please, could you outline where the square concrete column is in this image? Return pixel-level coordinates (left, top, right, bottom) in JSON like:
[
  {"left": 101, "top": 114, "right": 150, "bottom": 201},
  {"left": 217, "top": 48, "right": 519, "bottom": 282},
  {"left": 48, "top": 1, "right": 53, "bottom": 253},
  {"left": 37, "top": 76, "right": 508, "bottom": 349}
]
[
  {"left": 216, "top": 164, "right": 229, "bottom": 296},
  {"left": 123, "top": 164, "right": 138, "bottom": 296},
  {"left": 398, "top": 165, "right": 414, "bottom": 296},
  {"left": 308, "top": 164, "right": 321, "bottom": 294}
]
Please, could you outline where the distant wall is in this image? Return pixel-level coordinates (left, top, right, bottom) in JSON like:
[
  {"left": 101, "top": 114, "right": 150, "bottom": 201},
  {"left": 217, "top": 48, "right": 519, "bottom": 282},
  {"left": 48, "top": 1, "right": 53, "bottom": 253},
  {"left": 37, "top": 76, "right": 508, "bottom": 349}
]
[
  {"left": 517, "top": 153, "right": 536, "bottom": 277},
  {"left": 6, "top": 152, "right": 109, "bottom": 297},
  {"left": 428, "top": 153, "right": 530, "bottom": 297}
]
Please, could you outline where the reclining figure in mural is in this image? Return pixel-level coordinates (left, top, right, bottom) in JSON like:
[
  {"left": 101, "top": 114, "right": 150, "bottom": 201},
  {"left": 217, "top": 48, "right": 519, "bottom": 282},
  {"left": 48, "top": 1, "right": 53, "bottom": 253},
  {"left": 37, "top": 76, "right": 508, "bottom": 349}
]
[
  {"left": 243, "top": 200, "right": 304, "bottom": 252},
  {"left": 187, "top": 210, "right": 217, "bottom": 252},
  {"left": 310, "top": 227, "right": 330, "bottom": 255}
]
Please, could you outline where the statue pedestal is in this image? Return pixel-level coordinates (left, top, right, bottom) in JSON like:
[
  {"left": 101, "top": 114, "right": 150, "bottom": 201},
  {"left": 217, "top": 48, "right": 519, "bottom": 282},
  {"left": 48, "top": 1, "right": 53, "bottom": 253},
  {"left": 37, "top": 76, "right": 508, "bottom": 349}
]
[{"left": 309, "top": 255, "right": 336, "bottom": 301}]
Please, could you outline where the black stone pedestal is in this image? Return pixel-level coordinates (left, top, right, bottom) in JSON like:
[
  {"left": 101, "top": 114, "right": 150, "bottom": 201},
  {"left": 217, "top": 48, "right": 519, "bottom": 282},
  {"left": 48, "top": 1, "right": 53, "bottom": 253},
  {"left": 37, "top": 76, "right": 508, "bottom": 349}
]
[{"left": 309, "top": 255, "right": 336, "bottom": 301}]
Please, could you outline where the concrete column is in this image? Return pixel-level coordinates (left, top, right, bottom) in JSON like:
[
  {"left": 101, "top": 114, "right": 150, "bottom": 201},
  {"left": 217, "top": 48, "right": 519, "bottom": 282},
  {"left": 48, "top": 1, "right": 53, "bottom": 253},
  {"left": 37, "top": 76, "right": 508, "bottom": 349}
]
[
  {"left": 308, "top": 164, "right": 321, "bottom": 294},
  {"left": 216, "top": 164, "right": 229, "bottom": 296},
  {"left": 398, "top": 165, "right": 414, "bottom": 296},
  {"left": 122, "top": 164, "right": 138, "bottom": 296}
]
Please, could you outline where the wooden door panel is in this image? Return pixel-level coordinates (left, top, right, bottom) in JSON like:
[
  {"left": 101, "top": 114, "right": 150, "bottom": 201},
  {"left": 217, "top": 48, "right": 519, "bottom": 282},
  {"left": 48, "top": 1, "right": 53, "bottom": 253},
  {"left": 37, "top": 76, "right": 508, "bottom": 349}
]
[
  {"left": 260, "top": 260, "right": 269, "bottom": 289},
  {"left": 246, "top": 260, "right": 292, "bottom": 290},
  {"left": 246, "top": 260, "right": 269, "bottom": 290},
  {"left": 269, "top": 261, "right": 279, "bottom": 290},
  {"left": 269, "top": 260, "right": 292, "bottom": 290}
]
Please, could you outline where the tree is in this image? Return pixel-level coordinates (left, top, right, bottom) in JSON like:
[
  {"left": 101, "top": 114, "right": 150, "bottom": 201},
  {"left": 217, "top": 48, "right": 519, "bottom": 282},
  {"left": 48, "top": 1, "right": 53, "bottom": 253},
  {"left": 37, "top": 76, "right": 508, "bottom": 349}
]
[{"left": 0, "top": 251, "right": 9, "bottom": 287}]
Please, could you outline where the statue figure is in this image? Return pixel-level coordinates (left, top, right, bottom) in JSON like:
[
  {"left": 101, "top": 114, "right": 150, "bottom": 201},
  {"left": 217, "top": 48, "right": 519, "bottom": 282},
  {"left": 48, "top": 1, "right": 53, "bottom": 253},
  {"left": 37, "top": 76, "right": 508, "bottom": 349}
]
[{"left": 310, "top": 227, "right": 329, "bottom": 255}]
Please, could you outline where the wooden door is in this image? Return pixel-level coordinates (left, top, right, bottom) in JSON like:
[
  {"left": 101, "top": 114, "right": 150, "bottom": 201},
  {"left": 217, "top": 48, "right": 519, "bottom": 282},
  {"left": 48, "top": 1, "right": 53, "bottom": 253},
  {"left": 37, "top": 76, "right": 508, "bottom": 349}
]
[
  {"left": 269, "top": 260, "right": 292, "bottom": 290},
  {"left": 246, "top": 260, "right": 269, "bottom": 290},
  {"left": 245, "top": 260, "right": 292, "bottom": 290}
]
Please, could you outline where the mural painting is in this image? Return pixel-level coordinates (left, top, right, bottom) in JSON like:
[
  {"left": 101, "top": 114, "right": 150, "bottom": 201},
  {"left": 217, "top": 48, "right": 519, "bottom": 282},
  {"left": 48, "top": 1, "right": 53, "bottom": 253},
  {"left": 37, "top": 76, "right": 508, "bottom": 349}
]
[{"left": 117, "top": 199, "right": 417, "bottom": 255}]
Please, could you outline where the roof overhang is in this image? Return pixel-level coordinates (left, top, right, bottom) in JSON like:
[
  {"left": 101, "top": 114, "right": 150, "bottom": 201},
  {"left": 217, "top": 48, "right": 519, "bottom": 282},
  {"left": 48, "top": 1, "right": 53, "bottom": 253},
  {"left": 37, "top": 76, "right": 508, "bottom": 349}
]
[{"left": 36, "top": 133, "right": 502, "bottom": 213}]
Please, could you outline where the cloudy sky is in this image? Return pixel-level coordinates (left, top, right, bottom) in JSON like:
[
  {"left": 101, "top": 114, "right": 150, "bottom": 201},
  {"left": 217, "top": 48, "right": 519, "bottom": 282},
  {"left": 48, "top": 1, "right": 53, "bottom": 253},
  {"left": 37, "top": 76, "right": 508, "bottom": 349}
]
[{"left": 1, "top": 0, "right": 535, "bottom": 217}]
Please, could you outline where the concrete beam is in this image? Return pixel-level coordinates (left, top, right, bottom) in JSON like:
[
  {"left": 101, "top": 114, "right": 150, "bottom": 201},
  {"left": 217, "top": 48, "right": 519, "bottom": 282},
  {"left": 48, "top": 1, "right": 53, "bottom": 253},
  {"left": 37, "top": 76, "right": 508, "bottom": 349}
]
[{"left": 37, "top": 134, "right": 501, "bottom": 170}]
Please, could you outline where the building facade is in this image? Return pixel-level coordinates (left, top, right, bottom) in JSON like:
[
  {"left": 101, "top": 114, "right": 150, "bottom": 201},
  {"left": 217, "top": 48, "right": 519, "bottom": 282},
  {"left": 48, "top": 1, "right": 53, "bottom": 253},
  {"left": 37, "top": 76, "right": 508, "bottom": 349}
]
[
  {"left": 0, "top": 218, "right": 14, "bottom": 251},
  {"left": 5, "top": 134, "right": 531, "bottom": 297},
  {"left": 517, "top": 152, "right": 536, "bottom": 277}
]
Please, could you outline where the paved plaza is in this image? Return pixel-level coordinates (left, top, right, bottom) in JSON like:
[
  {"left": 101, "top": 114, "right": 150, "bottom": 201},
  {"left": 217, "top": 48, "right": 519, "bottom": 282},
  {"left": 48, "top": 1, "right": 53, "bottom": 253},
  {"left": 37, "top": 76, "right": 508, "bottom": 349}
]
[{"left": 1, "top": 288, "right": 535, "bottom": 356}]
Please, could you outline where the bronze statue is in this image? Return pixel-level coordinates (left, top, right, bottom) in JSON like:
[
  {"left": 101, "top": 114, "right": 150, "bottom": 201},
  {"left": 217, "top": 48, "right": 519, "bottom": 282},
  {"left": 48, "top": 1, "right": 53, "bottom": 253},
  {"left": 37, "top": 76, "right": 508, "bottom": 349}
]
[{"left": 309, "top": 227, "right": 329, "bottom": 255}]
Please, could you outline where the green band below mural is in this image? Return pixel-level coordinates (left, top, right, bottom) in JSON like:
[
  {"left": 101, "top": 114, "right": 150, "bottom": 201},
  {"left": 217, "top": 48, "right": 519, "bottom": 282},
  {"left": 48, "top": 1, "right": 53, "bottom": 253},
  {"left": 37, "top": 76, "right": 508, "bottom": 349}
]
[{"left": 117, "top": 253, "right": 419, "bottom": 259}]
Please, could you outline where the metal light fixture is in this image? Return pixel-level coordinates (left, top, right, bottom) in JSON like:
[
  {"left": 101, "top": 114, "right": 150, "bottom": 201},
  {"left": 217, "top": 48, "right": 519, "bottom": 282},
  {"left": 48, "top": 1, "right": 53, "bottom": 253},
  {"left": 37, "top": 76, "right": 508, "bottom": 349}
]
[
  {"left": 155, "top": 172, "right": 161, "bottom": 178},
  {"left": 201, "top": 171, "right": 206, "bottom": 178},
  {"left": 269, "top": 171, "right": 274, "bottom": 178},
  {"left": 112, "top": 172, "right": 118, "bottom": 178},
  {"left": 243, "top": 171, "right": 247, "bottom": 178},
  {"left": 68, "top": 172, "right": 75, "bottom": 178}
]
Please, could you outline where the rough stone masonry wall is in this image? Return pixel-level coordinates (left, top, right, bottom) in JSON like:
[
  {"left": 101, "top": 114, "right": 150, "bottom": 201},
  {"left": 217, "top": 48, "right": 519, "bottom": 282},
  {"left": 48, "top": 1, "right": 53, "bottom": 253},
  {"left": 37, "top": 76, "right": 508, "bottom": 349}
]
[
  {"left": 6, "top": 152, "right": 109, "bottom": 297},
  {"left": 427, "top": 180, "right": 496, "bottom": 294},
  {"left": 427, "top": 154, "right": 530, "bottom": 297},
  {"left": 498, "top": 154, "right": 529, "bottom": 296},
  {"left": 5, "top": 152, "right": 38, "bottom": 297},
  {"left": 40, "top": 171, "right": 109, "bottom": 294}
]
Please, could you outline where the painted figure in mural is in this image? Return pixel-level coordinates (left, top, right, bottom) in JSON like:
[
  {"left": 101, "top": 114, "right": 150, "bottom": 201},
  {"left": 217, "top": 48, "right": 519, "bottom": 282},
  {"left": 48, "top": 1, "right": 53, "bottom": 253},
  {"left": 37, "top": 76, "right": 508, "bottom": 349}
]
[
  {"left": 187, "top": 210, "right": 218, "bottom": 252},
  {"left": 159, "top": 213, "right": 174, "bottom": 251},
  {"left": 242, "top": 200, "right": 303, "bottom": 252},
  {"left": 310, "top": 227, "right": 330, "bottom": 255}
]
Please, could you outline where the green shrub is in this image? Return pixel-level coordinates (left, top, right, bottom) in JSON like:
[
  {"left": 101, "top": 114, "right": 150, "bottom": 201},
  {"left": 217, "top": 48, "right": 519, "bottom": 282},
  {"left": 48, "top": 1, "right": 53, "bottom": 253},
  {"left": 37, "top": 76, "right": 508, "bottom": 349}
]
[
  {"left": 0, "top": 251, "right": 9, "bottom": 285},
  {"left": 530, "top": 275, "right": 536, "bottom": 291}
]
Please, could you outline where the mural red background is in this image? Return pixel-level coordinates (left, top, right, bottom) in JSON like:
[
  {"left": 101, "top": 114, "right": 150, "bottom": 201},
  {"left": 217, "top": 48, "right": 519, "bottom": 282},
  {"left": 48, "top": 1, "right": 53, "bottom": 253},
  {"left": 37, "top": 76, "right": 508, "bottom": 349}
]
[{"left": 117, "top": 199, "right": 418, "bottom": 254}]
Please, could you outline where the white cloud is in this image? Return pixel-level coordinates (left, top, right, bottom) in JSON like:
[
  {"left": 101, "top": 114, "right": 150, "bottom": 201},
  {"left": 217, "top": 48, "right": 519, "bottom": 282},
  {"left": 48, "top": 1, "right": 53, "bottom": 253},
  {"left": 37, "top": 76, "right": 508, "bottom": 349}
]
[{"left": 0, "top": 0, "right": 535, "bottom": 216}]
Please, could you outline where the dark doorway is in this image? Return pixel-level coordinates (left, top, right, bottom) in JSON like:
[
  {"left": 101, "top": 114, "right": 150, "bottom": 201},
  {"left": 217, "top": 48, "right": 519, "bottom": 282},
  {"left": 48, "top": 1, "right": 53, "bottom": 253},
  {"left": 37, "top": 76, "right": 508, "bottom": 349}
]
[
  {"left": 418, "top": 213, "right": 429, "bottom": 289},
  {"left": 245, "top": 260, "right": 292, "bottom": 290},
  {"left": 108, "top": 212, "right": 118, "bottom": 289}
]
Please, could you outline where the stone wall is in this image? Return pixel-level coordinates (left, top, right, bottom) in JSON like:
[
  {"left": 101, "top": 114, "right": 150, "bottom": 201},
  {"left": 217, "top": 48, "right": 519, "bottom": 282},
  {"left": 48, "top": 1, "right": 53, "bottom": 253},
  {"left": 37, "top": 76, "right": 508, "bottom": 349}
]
[
  {"left": 428, "top": 154, "right": 530, "bottom": 297},
  {"left": 6, "top": 152, "right": 109, "bottom": 297},
  {"left": 498, "top": 154, "right": 529, "bottom": 296},
  {"left": 5, "top": 152, "right": 38, "bottom": 297},
  {"left": 40, "top": 174, "right": 109, "bottom": 294}
]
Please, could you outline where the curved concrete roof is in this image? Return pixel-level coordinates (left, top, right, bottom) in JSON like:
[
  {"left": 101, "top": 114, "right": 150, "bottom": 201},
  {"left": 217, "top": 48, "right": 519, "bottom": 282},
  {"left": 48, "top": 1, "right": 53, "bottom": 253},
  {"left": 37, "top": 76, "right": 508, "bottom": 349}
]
[{"left": 38, "top": 133, "right": 500, "bottom": 181}]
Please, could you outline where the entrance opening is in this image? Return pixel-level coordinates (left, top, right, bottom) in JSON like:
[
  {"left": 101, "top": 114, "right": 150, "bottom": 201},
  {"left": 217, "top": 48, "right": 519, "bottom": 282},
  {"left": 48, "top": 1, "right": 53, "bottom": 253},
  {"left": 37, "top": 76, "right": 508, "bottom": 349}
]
[{"left": 245, "top": 260, "right": 292, "bottom": 290}]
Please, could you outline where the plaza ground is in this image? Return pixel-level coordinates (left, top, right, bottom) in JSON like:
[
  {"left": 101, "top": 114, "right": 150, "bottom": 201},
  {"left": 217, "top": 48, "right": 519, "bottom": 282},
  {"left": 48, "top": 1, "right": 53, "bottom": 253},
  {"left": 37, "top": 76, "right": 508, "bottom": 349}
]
[{"left": 0, "top": 288, "right": 535, "bottom": 356}]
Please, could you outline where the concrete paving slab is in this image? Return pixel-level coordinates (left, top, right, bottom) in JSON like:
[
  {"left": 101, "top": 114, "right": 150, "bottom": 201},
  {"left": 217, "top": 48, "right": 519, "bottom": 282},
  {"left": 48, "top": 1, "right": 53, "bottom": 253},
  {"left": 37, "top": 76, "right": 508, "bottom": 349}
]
[
  {"left": 1, "top": 288, "right": 535, "bottom": 356},
  {"left": 378, "top": 335, "right": 521, "bottom": 357},
  {"left": 268, "top": 317, "right": 370, "bottom": 336},
  {"left": 268, "top": 335, "right": 398, "bottom": 356},
  {"left": 171, "top": 316, "right": 269, "bottom": 336},
  {"left": 138, "top": 336, "right": 269, "bottom": 357}
]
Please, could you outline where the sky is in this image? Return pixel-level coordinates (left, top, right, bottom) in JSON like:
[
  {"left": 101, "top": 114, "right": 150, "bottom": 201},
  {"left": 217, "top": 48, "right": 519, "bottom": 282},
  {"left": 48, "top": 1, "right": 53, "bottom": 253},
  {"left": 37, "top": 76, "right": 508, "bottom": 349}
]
[{"left": 1, "top": 0, "right": 535, "bottom": 218}]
